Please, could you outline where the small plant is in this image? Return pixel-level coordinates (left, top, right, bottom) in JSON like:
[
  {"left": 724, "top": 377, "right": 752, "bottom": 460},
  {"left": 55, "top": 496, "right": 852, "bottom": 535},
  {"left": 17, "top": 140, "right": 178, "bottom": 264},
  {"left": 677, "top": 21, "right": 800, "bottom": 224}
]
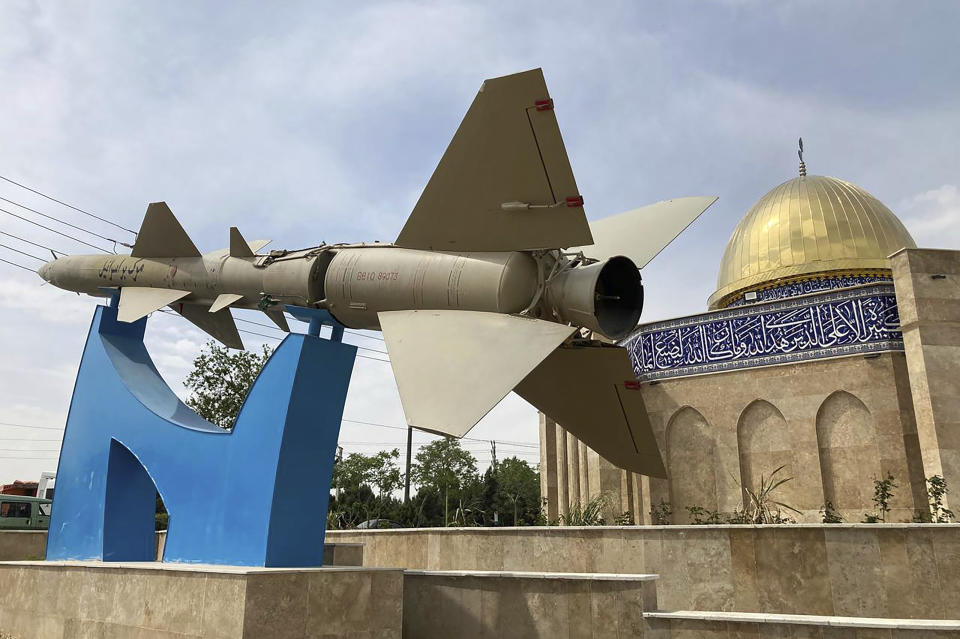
[
  {"left": 561, "top": 495, "right": 607, "bottom": 526},
  {"left": 742, "top": 466, "right": 800, "bottom": 524},
  {"left": 726, "top": 508, "right": 750, "bottom": 524},
  {"left": 927, "top": 475, "right": 955, "bottom": 523},
  {"left": 650, "top": 499, "right": 672, "bottom": 525},
  {"left": 863, "top": 473, "right": 897, "bottom": 523},
  {"left": 820, "top": 501, "right": 843, "bottom": 524},
  {"left": 614, "top": 511, "right": 634, "bottom": 526},
  {"left": 686, "top": 505, "right": 723, "bottom": 524}
]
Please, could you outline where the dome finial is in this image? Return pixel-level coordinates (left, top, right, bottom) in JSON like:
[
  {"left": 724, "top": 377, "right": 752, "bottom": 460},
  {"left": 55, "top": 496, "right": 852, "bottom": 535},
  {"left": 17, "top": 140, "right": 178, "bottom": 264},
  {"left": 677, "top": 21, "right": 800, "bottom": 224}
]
[{"left": 798, "top": 137, "right": 807, "bottom": 177}]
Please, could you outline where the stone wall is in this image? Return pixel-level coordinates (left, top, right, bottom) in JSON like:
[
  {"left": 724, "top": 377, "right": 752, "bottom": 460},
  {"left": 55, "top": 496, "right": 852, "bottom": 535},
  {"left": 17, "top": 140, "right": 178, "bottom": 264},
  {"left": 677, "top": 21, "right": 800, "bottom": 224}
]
[
  {"left": 543, "top": 351, "right": 925, "bottom": 524},
  {"left": 328, "top": 524, "right": 960, "bottom": 619},
  {"left": 892, "top": 248, "right": 960, "bottom": 514},
  {"left": 0, "top": 531, "right": 45, "bottom": 562},
  {"left": 403, "top": 572, "right": 652, "bottom": 638},
  {"left": 0, "top": 561, "right": 403, "bottom": 639}
]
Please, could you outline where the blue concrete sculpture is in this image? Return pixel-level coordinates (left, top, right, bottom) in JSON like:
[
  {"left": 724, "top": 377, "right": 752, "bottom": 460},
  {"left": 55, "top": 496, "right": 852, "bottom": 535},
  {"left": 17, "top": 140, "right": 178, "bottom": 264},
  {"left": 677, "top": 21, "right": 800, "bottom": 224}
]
[{"left": 46, "top": 301, "right": 357, "bottom": 566}]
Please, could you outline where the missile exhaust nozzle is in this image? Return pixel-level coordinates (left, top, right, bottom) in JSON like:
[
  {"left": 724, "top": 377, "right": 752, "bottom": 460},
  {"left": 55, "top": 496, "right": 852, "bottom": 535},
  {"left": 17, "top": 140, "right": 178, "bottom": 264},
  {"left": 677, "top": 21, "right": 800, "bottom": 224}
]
[{"left": 547, "top": 255, "right": 644, "bottom": 340}]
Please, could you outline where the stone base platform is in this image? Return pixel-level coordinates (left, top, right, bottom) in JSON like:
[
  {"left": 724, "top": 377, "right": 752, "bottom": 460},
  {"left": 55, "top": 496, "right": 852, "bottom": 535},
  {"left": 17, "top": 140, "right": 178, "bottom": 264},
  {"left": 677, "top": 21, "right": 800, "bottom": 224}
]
[{"left": 0, "top": 561, "right": 402, "bottom": 639}]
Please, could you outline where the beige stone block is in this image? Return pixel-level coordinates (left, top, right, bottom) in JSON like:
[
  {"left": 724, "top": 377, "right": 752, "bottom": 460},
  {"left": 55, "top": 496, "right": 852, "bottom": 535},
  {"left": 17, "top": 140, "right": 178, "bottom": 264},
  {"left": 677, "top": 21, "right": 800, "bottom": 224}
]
[
  {"left": 824, "top": 528, "right": 887, "bottom": 617},
  {"left": 589, "top": 580, "right": 625, "bottom": 639},
  {"left": 200, "top": 575, "right": 246, "bottom": 639},
  {"left": 727, "top": 622, "right": 762, "bottom": 638},
  {"left": 667, "top": 619, "right": 729, "bottom": 638},
  {"left": 754, "top": 527, "right": 832, "bottom": 615},
  {"left": 729, "top": 528, "right": 761, "bottom": 612},
  {"left": 479, "top": 579, "right": 503, "bottom": 638},
  {"left": 658, "top": 529, "right": 734, "bottom": 611},
  {"left": 77, "top": 567, "right": 121, "bottom": 622},
  {"left": 369, "top": 571, "right": 404, "bottom": 632},
  {"left": 244, "top": 572, "right": 309, "bottom": 639},
  {"left": 878, "top": 528, "right": 943, "bottom": 619}
]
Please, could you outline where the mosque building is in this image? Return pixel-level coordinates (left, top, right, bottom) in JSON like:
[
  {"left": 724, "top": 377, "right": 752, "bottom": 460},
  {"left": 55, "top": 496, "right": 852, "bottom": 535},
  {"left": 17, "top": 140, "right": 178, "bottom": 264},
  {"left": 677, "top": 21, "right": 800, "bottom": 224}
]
[{"left": 538, "top": 153, "right": 960, "bottom": 524}]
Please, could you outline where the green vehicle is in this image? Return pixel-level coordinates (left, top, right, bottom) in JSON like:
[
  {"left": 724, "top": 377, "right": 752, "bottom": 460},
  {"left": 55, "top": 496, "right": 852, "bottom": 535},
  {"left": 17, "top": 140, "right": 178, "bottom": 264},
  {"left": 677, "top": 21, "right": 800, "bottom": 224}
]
[{"left": 0, "top": 495, "right": 52, "bottom": 530}]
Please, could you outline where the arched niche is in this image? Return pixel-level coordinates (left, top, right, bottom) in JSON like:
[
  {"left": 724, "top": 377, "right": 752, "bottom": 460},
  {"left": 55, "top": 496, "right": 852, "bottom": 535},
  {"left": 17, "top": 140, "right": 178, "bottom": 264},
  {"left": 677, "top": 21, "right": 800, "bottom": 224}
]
[
  {"left": 666, "top": 406, "right": 717, "bottom": 522},
  {"left": 816, "top": 390, "right": 880, "bottom": 515},
  {"left": 737, "top": 400, "right": 796, "bottom": 508}
]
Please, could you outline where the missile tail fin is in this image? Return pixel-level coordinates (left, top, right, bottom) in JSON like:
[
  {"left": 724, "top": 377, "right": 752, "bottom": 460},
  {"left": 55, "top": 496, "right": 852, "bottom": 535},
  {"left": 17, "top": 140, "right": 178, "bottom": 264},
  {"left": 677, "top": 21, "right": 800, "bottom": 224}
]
[
  {"left": 131, "top": 203, "right": 202, "bottom": 258},
  {"left": 209, "top": 293, "right": 244, "bottom": 313},
  {"left": 174, "top": 303, "right": 244, "bottom": 350},
  {"left": 395, "top": 69, "right": 592, "bottom": 252},
  {"left": 229, "top": 228, "right": 255, "bottom": 258},
  {"left": 576, "top": 196, "right": 719, "bottom": 268},
  {"left": 263, "top": 309, "right": 290, "bottom": 332},
  {"left": 117, "top": 286, "right": 191, "bottom": 322},
  {"left": 378, "top": 310, "right": 575, "bottom": 438},
  {"left": 514, "top": 343, "right": 666, "bottom": 477}
]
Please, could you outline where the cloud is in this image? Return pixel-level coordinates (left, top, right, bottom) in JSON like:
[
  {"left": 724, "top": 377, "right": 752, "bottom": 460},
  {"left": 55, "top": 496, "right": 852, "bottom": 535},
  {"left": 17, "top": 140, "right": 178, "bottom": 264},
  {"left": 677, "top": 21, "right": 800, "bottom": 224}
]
[{"left": 896, "top": 185, "right": 960, "bottom": 249}]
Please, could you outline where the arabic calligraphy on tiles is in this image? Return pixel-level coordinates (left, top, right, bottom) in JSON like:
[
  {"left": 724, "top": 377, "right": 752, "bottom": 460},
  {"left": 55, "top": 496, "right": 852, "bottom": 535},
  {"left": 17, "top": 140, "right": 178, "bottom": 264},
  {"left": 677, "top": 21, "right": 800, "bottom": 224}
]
[
  {"left": 623, "top": 285, "right": 903, "bottom": 381},
  {"left": 726, "top": 274, "right": 892, "bottom": 307}
]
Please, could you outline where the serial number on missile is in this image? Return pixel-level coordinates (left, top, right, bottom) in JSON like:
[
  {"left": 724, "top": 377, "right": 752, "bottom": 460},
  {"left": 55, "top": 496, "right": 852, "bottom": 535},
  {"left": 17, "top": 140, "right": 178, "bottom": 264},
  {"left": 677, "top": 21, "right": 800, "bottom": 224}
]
[{"left": 356, "top": 271, "right": 399, "bottom": 282}]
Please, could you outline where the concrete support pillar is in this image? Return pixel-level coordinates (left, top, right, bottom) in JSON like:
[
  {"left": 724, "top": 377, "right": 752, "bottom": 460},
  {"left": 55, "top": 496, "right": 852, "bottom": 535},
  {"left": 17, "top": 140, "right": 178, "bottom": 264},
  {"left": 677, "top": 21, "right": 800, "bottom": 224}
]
[
  {"left": 555, "top": 423, "right": 569, "bottom": 519},
  {"left": 620, "top": 470, "right": 634, "bottom": 523},
  {"left": 892, "top": 248, "right": 960, "bottom": 513},
  {"left": 581, "top": 443, "right": 597, "bottom": 506},
  {"left": 567, "top": 432, "right": 581, "bottom": 509},
  {"left": 538, "top": 413, "right": 558, "bottom": 522}
]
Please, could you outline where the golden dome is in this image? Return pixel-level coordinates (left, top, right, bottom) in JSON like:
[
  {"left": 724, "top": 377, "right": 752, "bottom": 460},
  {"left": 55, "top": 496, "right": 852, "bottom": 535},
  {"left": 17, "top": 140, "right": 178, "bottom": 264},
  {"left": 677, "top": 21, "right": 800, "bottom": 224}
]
[{"left": 708, "top": 175, "right": 916, "bottom": 309}]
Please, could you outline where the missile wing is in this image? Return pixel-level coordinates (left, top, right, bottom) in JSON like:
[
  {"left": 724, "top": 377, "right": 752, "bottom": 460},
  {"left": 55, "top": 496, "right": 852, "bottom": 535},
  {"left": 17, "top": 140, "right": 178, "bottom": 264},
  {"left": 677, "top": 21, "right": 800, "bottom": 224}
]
[
  {"left": 395, "top": 68, "right": 593, "bottom": 252},
  {"left": 131, "top": 202, "right": 202, "bottom": 258},
  {"left": 378, "top": 310, "right": 575, "bottom": 438},
  {"left": 577, "top": 196, "right": 719, "bottom": 267}
]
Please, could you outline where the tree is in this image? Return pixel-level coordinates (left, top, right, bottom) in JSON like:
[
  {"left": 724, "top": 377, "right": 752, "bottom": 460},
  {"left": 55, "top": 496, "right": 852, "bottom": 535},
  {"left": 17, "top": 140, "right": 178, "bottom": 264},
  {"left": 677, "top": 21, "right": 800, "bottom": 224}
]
[
  {"left": 330, "top": 449, "right": 404, "bottom": 524},
  {"left": 183, "top": 341, "right": 272, "bottom": 428},
  {"left": 411, "top": 438, "right": 477, "bottom": 526},
  {"left": 496, "top": 457, "right": 540, "bottom": 525}
]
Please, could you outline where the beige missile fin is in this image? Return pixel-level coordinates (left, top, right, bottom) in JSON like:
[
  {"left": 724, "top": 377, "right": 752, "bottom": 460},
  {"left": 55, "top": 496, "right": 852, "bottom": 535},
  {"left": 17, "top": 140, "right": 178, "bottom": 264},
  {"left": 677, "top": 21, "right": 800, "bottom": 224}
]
[
  {"left": 263, "top": 309, "right": 290, "bottom": 332},
  {"left": 514, "top": 343, "right": 666, "bottom": 477},
  {"left": 209, "top": 293, "right": 245, "bottom": 313},
  {"left": 395, "top": 68, "right": 593, "bottom": 252},
  {"left": 173, "top": 303, "right": 244, "bottom": 350},
  {"left": 379, "top": 310, "right": 575, "bottom": 437},
  {"left": 229, "top": 228, "right": 256, "bottom": 258},
  {"left": 247, "top": 239, "right": 271, "bottom": 253},
  {"left": 117, "top": 287, "right": 191, "bottom": 323},
  {"left": 131, "top": 202, "right": 202, "bottom": 258},
  {"left": 577, "top": 196, "right": 718, "bottom": 268}
]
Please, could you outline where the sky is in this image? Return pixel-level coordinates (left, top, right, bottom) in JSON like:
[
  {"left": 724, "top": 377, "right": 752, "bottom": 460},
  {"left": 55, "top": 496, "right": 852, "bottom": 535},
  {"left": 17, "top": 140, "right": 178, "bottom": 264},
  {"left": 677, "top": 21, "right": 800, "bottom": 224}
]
[{"left": 1, "top": 1, "right": 958, "bottom": 485}]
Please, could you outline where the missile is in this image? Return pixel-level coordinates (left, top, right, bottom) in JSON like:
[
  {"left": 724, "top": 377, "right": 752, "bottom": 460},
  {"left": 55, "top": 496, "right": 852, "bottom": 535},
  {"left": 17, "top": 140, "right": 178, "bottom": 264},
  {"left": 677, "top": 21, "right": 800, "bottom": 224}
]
[{"left": 38, "top": 69, "right": 716, "bottom": 476}]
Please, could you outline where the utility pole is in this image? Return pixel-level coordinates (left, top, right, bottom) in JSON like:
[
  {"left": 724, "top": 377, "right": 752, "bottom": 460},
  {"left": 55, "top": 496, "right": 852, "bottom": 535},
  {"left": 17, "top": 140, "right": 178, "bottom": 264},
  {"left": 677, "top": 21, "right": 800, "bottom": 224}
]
[
  {"left": 404, "top": 425, "right": 413, "bottom": 503},
  {"left": 490, "top": 440, "right": 498, "bottom": 470},
  {"left": 334, "top": 445, "right": 343, "bottom": 502}
]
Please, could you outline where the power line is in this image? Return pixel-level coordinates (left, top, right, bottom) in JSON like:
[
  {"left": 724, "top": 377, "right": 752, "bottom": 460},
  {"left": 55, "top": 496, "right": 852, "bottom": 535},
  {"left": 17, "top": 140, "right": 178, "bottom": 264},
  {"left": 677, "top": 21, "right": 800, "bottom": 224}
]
[
  {"left": 0, "top": 230, "right": 68, "bottom": 256},
  {"left": 0, "top": 174, "right": 138, "bottom": 235},
  {"left": 0, "top": 243, "right": 46, "bottom": 262},
  {"left": 0, "top": 196, "right": 132, "bottom": 250},
  {"left": 0, "top": 257, "right": 36, "bottom": 273},
  {"left": 0, "top": 205, "right": 112, "bottom": 253},
  {"left": 0, "top": 421, "right": 63, "bottom": 431},
  {"left": 339, "top": 417, "right": 538, "bottom": 448}
]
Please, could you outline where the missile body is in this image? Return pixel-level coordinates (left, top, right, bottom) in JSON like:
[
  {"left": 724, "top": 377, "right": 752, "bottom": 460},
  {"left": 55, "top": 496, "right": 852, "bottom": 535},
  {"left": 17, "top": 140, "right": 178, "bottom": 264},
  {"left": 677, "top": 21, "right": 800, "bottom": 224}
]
[{"left": 40, "top": 242, "right": 643, "bottom": 338}]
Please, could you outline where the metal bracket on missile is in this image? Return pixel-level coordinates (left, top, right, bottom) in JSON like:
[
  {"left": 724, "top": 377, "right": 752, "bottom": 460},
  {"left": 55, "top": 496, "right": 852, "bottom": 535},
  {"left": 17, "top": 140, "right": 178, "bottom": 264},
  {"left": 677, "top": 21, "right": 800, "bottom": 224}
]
[{"left": 285, "top": 305, "right": 346, "bottom": 342}]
